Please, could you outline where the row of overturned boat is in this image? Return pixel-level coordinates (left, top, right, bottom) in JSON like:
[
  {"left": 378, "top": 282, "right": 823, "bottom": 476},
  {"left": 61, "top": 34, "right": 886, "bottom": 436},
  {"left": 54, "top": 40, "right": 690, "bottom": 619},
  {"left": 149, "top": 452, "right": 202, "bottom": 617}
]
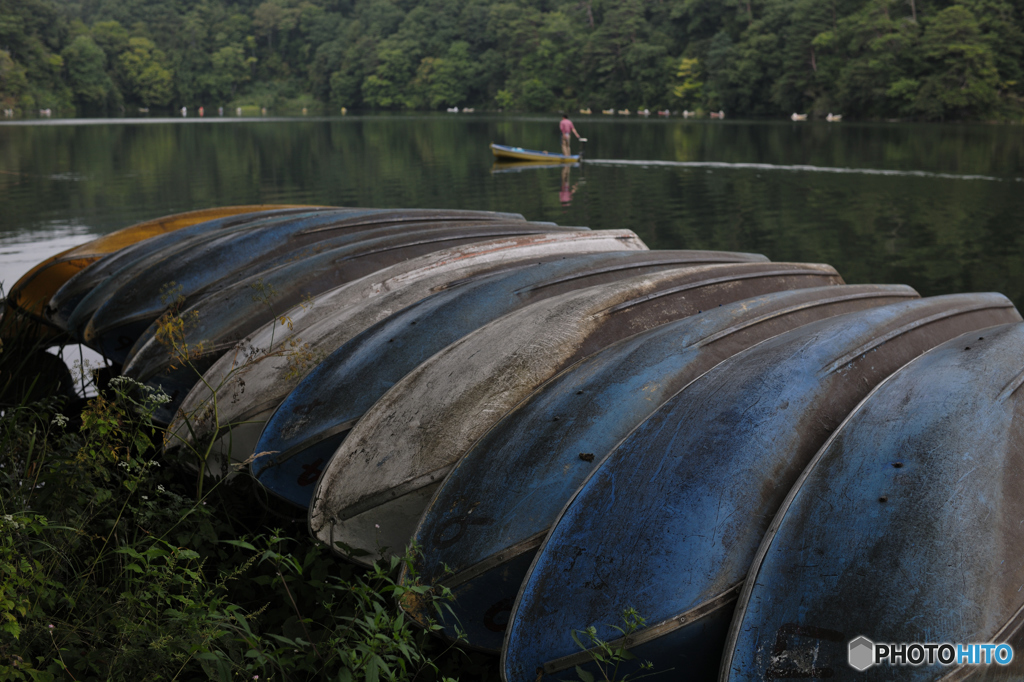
[{"left": 5, "top": 205, "right": 1024, "bottom": 681}]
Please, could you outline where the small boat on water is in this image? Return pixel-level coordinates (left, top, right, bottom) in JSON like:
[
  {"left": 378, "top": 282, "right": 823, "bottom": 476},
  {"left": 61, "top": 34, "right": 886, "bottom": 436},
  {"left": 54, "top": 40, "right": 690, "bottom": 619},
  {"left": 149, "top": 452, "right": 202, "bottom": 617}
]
[{"left": 490, "top": 143, "right": 580, "bottom": 163}]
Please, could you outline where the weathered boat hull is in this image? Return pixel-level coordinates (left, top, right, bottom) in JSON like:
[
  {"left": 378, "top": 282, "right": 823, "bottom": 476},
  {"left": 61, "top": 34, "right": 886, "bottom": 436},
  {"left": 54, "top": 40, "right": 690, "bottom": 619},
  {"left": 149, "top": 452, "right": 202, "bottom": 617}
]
[
  {"left": 83, "top": 211, "right": 536, "bottom": 364},
  {"left": 252, "top": 249, "right": 772, "bottom": 509},
  {"left": 402, "top": 284, "right": 921, "bottom": 652},
  {"left": 121, "top": 219, "right": 564, "bottom": 372},
  {"left": 64, "top": 209, "right": 386, "bottom": 342},
  {"left": 121, "top": 221, "right": 579, "bottom": 421},
  {"left": 2, "top": 205, "right": 308, "bottom": 342},
  {"left": 50, "top": 207, "right": 320, "bottom": 334},
  {"left": 501, "top": 293, "right": 1021, "bottom": 682},
  {"left": 309, "top": 262, "right": 845, "bottom": 567},
  {"left": 164, "top": 230, "right": 648, "bottom": 469},
  {"left": 722, "top": 322, "right": 1024, "bottom": 681}
]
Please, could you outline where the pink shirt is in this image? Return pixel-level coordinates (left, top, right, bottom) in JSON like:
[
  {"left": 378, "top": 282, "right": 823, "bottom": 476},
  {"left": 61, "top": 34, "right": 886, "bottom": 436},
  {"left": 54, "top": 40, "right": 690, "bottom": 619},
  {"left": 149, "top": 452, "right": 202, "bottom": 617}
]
[{"left": 559, "top": 119, "right": 574, "bottom": 135}]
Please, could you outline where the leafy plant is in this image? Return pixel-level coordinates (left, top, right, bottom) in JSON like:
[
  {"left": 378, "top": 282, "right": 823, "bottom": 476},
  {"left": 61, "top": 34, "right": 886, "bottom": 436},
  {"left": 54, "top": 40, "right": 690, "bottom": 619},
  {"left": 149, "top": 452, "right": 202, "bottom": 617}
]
[
  {"left": 564, "top": 608, "right": 659, "bottom": 682},
  {"left": 0, "top": 353, "right": 473, "bottom": 681}
]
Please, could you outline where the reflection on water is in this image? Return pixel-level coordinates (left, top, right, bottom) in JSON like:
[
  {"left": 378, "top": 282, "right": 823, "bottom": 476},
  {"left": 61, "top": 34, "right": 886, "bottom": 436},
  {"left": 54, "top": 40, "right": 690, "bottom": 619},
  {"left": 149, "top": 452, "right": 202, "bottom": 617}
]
[
  {"left": 1, "top": 115, "right": 1022, "bottom": 307},
  {"left": 560, "top": 165, "right": 578, "bottom": 206}
]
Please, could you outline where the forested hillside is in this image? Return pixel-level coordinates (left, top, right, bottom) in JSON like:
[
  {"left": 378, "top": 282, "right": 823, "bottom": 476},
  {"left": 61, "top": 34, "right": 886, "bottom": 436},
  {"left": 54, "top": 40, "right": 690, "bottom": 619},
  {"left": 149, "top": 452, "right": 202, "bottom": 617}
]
[{"left": 2, "top": 0, "right": 1022, "bottom": 119}]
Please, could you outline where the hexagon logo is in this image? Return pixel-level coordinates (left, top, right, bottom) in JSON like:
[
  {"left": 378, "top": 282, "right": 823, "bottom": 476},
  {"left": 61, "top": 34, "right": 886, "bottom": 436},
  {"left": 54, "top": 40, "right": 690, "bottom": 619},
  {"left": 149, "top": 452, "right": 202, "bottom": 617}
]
[{"left": 848, "top": 636, "right": 875, "bottom": 671}]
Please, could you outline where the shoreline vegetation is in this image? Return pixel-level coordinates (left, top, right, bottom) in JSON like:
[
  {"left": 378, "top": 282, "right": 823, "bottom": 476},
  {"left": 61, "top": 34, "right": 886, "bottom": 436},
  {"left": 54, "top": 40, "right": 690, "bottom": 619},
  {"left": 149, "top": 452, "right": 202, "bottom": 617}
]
[
  {"left": 2, "top": 0, "right": 1023, "bottom": 123},
  {"left": 0, "top": 304, "right": 497, "bottom": 681}
]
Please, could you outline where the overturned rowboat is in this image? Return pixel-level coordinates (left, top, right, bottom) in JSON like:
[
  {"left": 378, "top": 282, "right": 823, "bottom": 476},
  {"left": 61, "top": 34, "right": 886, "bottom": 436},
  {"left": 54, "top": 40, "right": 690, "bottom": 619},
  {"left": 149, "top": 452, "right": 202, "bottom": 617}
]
[
  {"left": 4, "top": 205, "right": 303, "bottom": 342},
  {"left": 121, "top": 219, "right": 577, "bottom": 421},
  {"left": 722, "top": 321, "right": 1024, "bottom": 680},
  {"left": 83, "top": 210, "right": 529, "bottom": 365}
]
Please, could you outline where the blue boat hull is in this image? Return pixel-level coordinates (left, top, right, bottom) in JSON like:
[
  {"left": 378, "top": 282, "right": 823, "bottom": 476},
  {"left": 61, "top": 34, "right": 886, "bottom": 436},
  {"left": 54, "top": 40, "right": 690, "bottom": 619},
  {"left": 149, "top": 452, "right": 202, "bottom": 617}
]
[
  {"left": 722, "top": 321, "right": 1024, "bottom": 680},
  {"left": 121, "top": 222, "right": 579, "bottom": 421},
  {"left": 403, "top": 284, "right": 920, "bottom": 651},
  {"left": 502, "top": 293, "right": 1021, "bottom": 682},
  {"left": 61, "top": 208, "right": 336, "bottom": 340},
  {"left": 49, "top": 207, "right": 318, "bottom": 333},
  {"left": 163, "top": 229, "right": 650, "bottom": 470}
]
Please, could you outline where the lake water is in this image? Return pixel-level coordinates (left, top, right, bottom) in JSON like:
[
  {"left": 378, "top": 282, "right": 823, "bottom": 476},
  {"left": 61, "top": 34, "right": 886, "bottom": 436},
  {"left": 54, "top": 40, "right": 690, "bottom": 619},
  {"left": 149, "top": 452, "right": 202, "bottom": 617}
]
[{"left": 2, "top": 114, "right": 1023, "bottom": 306}]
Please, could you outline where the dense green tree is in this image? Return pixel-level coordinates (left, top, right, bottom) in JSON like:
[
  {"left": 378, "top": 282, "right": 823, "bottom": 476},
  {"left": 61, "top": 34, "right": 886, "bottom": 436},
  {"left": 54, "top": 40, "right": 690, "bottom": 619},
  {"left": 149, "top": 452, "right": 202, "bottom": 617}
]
[
  {"left": 0, "top": 49, "right": 29, "bottom": 108},
  {"left": 118, "top": 36, "right": 174, "bottom": 106},
  {"left": 62, "top": 35, "right": 119, "bottom": 113},
  {"left": 914, "top": 4, "right": 1000, "bottom": 118},
  {"left": 205, "top": 44, "right": 253, "bottom": 101},
  {"left": 1, "top": 0, "right": 1023, "bottom": 118},
  {"left": 828, "top": 0, "right": 922, "bottom": 117}
]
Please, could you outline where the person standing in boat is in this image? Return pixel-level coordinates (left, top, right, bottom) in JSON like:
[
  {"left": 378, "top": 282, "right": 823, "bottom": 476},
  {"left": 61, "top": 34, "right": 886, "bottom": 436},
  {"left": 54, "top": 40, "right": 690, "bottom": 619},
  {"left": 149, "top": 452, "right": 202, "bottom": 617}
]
[{"left": 559, "top": 113, "right": 581, "bottom": 157}]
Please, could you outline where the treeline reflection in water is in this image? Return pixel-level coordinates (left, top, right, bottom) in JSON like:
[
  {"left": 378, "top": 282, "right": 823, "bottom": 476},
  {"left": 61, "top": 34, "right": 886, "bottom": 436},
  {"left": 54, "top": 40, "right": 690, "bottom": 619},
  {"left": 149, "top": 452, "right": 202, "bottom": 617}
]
[{"left": 1, "top": 115, "right": 1022, "bottom": 307}]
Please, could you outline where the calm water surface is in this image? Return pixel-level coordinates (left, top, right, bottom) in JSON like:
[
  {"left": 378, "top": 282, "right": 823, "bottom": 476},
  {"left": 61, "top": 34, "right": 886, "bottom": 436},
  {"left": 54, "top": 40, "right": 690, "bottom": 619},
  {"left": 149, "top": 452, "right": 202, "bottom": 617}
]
[{"left": 2, "top": 115, "right": 1023, "bottom": 305}]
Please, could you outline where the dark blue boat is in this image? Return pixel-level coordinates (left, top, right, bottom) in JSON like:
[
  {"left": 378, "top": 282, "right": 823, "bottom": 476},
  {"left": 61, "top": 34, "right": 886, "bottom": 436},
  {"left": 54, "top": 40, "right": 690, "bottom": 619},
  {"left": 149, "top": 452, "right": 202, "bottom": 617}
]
[
  {"left": 250, "top": 249, "right": 770, "bottom": 508},
  {"left": 723, "top": 321, "right": 1024, "bottom": 681},
  {"left": 82, "top": 210, "right": 531, "bottom": 364},
  {"left": 60, "top": 208, "right": 336, "bottom": 339},
  {"left": 49, "top": 207, "right": 319, "bottom": 333},
  {"left": 502, "top": 293, "right": 1020, "bottom": 682},
  {"left": 403, "top": 284, "right": 920, "bottom": 652}
]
